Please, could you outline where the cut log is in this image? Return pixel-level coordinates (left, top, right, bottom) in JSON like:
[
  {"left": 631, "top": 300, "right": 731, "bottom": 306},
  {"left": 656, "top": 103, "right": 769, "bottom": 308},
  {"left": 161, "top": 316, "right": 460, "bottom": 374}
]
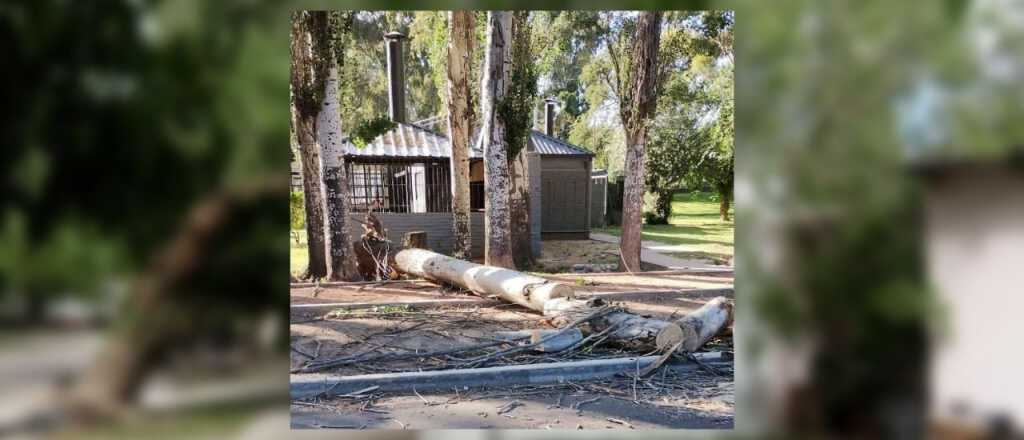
[
  {"left": 494, "top": 328, "right": 584, "bottom": 352},
  {"left": 674, "top": 296, "right": 734, "bottom": 352},
  {"left": 394, "top": 248, "right": 574, "bottom": 311},
  {"left": 393, "top": 248, "right": 733, "bottom": 354}
]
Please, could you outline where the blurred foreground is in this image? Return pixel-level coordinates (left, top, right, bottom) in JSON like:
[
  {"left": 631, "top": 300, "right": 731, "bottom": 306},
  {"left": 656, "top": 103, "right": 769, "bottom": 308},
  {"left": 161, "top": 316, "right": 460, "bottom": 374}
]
[{"left": 2, "top": 0, "right": 1023, "bottom": 438}]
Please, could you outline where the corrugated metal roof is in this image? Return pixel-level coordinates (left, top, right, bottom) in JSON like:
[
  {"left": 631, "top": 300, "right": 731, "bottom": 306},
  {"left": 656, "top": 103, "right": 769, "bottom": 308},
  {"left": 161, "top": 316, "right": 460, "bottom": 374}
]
[
  {"left": 344, "top": 123, "right": 483, "bottom": 159},
  {"left": 344, "top": 123, "right": 591, "bottom": 158},
  {"left": 528, "top": 130, "right": 594, "bottom": 156}
]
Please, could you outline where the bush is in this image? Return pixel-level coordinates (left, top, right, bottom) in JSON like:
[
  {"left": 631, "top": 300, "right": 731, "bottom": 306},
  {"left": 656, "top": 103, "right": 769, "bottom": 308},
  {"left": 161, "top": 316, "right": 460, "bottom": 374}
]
[
  {"left": 643, "top": 190, "right": 673, "bottom": 225},
  {"left": 290, "top": 191, "right": 305, "bottom": 230}
]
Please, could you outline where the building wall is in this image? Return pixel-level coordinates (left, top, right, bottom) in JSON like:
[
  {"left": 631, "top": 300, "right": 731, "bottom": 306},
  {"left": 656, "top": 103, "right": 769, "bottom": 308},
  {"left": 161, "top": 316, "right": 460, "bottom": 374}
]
[
  {"left": 925, "top": 166, "right": 1024, "bottom": 427},
  {"left": 540, "top": 156, "right": 591, "bottom": 237},
  {"left": 349, "top": 212, "right": 485, "bottom": 257},
  {"left": 527, "top": 153, "right": 543, "bottom": 256},
  {"left": 591, "top": 174, "right": 607, "bottom": 228}
]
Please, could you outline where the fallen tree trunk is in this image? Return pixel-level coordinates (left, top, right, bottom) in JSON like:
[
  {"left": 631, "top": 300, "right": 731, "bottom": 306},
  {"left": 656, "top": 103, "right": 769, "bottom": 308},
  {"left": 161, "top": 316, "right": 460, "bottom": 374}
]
[
  {"left": 292, "top": 352, "right": 729, "bottom": 399},
  {"left": 394, "top": 247, "right": 573, "bottom": 311},
  {"left": 394, "top": 248, "right": 732, "bottom": 354}
]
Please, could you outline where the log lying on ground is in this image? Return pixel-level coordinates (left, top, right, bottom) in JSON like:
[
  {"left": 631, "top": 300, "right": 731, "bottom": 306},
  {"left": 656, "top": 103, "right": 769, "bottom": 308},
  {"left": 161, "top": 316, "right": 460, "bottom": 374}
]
[
  {"left": 395, "top": 247, "right": 573, "bottom": 311},
  {"left": 292, "top": 352, "right": 729, "bottom": 399},
  {"left": 394, "top": 248, "right": 733, "bottom": 354},
  {"left": 494, "top": 329, "right": 583, "bottom": 352}
]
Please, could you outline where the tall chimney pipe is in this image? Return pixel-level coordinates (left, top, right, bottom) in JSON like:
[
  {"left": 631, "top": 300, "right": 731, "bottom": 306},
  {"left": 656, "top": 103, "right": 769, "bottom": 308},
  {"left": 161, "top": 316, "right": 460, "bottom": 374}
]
[
  {"left": 544, "top": 98, "right": 557, "bottom": 136},
  {"left": 384, "top": 31, "right": 406, "bottom": 123}
]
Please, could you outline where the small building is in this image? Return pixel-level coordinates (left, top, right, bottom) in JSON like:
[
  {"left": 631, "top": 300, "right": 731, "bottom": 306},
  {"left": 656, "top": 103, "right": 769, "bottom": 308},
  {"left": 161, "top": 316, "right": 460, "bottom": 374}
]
[
  {"left": 300, "top": 32, "right": 595, "bottom": 256},
  {"left": 915, "top": 150, "right": 1024, "bottom": 434}
]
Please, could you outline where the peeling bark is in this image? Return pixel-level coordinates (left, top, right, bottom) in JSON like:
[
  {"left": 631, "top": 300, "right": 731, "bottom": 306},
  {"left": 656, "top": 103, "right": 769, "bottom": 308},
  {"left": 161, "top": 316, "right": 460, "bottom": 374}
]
[
  {"left": 394, "top": 248, "right": 732, "bottom": 354},
  {"left": 291, "top": 13, "right": 328, "bottom": 279},
  {"left": 620, "top": 140, "right": 646, "bottom": 272},
  {"left": 480, "top": 12, "right": 514, "bottom": 268},
  {"left": 447, "top": 11, "right": 474, "bottom": 260},
  {"left": 320, "top": 65, "right": 358, "bottom": 281},
  {"left": 618, "top": 12, "right": 663, "bottom": 273},
  {"left": 510, "top": 150, "right": 534, "bottom": 268}
]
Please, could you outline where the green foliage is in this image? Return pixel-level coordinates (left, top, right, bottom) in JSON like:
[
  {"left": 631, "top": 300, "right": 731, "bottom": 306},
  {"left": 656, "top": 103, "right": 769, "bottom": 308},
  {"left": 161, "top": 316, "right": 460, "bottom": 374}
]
[
  {"left": 290, "top": 191, "right": 305, "bottom": 230},
  {"left": 339, "top": 12, "right": 443, "bottom": 130},
  {"left": 349, "top": 116, "right": 396, "bottom": 148},
  {"left": 597, "top": 191, "right": 734, "bottom": 259},
  {"left": 642, "top": 190, "right": 673, "bottom": 224},
  {"left": 499, "top": 11, "right": 538, "bottom": 159},
  {"left": 409, "top": 11, "right": 450, "bottom": 122},
  {"left": 647, "top": 24, "right": 733, "bottom": 208}
]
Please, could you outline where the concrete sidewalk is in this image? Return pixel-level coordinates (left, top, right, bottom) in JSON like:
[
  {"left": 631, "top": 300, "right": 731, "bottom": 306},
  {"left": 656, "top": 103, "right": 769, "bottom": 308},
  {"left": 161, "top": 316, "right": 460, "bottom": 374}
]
[{"left": 589, "top": 232, "right": 729, "bottom": 270}]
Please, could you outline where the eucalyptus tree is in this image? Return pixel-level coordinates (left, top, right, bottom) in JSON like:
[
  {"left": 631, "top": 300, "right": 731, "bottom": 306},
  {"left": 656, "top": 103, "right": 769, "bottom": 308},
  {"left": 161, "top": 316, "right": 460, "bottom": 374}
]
[
  {"left": 290, "top": 11, "right": 358, "bottom": 281},
  {"left": 602, "top": 11, "right": 664, "bottom": 272},
  {"left": 507, "top": 10, "right": 539, "bottom": 268},
  {"left": 479, "top": 11, "right": 514, "bottom": 268},
  {"left": 445, "top": 11, "right": 475, "bottom": 260},
  {"left": 290, "top": 12, "right": 329, "bottom": 279}
]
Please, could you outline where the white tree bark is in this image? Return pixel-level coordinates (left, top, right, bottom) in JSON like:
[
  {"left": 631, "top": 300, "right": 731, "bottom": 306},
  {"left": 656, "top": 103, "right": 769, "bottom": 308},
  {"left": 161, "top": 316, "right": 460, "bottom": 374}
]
[
  {"left": 394, "top": 248, "right": 732, "bottom": 353},
  {"left": 480, "top": 11, "right": 514, "bottom": 268},
  {"left": 447, "top": 11, "right": 474, "bottom": 260},
  {"left": 319, "top": 65, "right": 358, "bottom": 281},
  {"left": 395, "top": 247, "right": 571, "bottom": 311}
]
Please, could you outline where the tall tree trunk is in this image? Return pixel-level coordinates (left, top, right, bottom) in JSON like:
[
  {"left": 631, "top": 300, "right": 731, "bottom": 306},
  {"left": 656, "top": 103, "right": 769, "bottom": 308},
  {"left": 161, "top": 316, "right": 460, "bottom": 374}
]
[
  {"left": 447, "top": 11, "right": 474, "bottom": 260},
  {"left": 480, "top": 11, "right": 514, "bottom": 268},
  {"left": 320, "top": 64, "right": 358, "bottom": 281},
  {"left": 718, "top": 181, "right": 732, "bottom": 222},
  {"left": 618, "top": 12, "right": 663, "bottom": 273},
  {"left": 509, "top": 11, "right": 535, "bottom": 269},
  {"left": 291, "top": 13, "right": 327, "bottom": 280},
  {"left": 510, "top": 151, "right": 534, "bottom": 268}
]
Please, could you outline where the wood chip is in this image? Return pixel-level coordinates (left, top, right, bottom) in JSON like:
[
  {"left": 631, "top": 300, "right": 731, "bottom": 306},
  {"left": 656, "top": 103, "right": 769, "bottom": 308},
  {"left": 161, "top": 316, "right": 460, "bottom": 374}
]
[
  {"left": 496, "top": 400, "right": 523, "bottom": 414},
  {"left": 606, "top": 417, "right": 634, "bottom": 428}
]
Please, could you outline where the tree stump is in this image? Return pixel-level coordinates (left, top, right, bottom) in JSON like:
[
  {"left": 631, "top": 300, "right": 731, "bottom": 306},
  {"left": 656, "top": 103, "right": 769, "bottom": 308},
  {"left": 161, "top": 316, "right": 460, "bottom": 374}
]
[{"left": 403, "top": 231, "right": 428, "bottom": 249}]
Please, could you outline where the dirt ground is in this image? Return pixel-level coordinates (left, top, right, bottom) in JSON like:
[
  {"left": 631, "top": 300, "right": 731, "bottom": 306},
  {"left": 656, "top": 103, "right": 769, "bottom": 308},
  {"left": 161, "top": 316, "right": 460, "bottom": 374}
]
[
  {"left": 290, "top": 270, "right": 735, "bottom": 429},
  {"left": 534, "top": 240, "right": 668, "bottom": 272}
]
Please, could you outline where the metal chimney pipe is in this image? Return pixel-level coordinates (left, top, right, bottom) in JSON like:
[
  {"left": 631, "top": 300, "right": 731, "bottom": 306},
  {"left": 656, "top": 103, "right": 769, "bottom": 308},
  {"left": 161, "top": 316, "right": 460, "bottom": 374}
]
[
  {"left": 384, "top": 31, "right": 406, "bottom": 123},
  {"left": 544, "top": 98, "right": 557, "bottom": 136}
]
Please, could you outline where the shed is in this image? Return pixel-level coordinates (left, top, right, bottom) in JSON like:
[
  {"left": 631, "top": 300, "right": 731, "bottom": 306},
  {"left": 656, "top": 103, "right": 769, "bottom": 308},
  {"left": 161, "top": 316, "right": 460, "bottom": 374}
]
[
  {"left": 294, "top": 31, "right": 594, "bottom": 257},
  {"left": 914, "top": 150, "right": 1024, "bottom": 433}
]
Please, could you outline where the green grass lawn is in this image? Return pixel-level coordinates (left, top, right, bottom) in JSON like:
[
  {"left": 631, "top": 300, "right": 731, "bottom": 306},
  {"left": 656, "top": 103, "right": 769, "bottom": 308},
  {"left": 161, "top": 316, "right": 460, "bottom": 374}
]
[
  {"left": 596, "top": 191, "right": 734, "bottom": 264},
  {"left": 290, "top": 229, "right": 307, "bottom": 278}
]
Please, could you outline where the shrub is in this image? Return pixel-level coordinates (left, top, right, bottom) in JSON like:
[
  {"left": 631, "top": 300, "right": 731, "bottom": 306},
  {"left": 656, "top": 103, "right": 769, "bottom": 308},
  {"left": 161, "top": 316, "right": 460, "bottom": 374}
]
[
  {"left": 290, "top": 191, "right": 305, "bottom": 230},
  {"left": 643, "top": 190, "right": 673, "bottom": 225}
]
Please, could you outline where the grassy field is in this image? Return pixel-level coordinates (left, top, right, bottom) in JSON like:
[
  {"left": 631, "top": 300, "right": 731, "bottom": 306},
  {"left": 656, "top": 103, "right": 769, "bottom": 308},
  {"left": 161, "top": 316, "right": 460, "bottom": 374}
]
[
  {"left": 290, "top": 230, "right": 307, "bottom": 278},
  {"left": 596, "top": 191, "right": 734, "bottom": 264}
]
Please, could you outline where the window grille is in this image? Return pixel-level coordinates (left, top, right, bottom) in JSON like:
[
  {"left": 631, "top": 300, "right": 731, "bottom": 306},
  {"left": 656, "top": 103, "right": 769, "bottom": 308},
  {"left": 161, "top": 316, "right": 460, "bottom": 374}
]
[{"left": 348, "top": 160, "right": 452, "bottom": 213}]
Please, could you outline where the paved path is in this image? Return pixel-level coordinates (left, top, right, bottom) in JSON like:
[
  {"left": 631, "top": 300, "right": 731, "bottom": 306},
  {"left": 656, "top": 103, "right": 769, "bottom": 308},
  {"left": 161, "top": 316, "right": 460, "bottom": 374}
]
[{"left": 589, "top": 232, "right": 728, "bottom": 270}]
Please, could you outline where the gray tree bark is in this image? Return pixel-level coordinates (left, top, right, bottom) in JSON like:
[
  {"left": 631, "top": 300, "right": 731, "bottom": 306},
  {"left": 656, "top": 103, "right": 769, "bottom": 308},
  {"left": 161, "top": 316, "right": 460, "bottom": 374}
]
[
  {"left": 480, "top": 11, "right": 514, "bottom": 268},
  {"left": 618, "top": 12, "right": 663, "bottom": 273},
  {"left": 291, "top": 12, "right": 328, "bottom": 279},
  {"left": 510, "top": 151, "right": 534, "bottom": 269},
  {"left": 320, "top": 64, "right": 359, "bottom": 281},
  {"left": 447, "top": 11, "right": 475, "bottom": 260},
  {"left": 509, "top": 11, "right": 535, "bottom": 269}
]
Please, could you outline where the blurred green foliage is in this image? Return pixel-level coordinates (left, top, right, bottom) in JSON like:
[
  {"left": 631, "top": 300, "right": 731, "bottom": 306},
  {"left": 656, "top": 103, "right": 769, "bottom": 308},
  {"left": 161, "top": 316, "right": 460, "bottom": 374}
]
[
  {"left": 289, "top": 192, "right": 305, "bottom": 231},
  {"left": 1, "top": 0, "right": 290, "bottom": 320},
  {"left": 3, "top": 0, "right": 1023, "bottom": 435}
]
